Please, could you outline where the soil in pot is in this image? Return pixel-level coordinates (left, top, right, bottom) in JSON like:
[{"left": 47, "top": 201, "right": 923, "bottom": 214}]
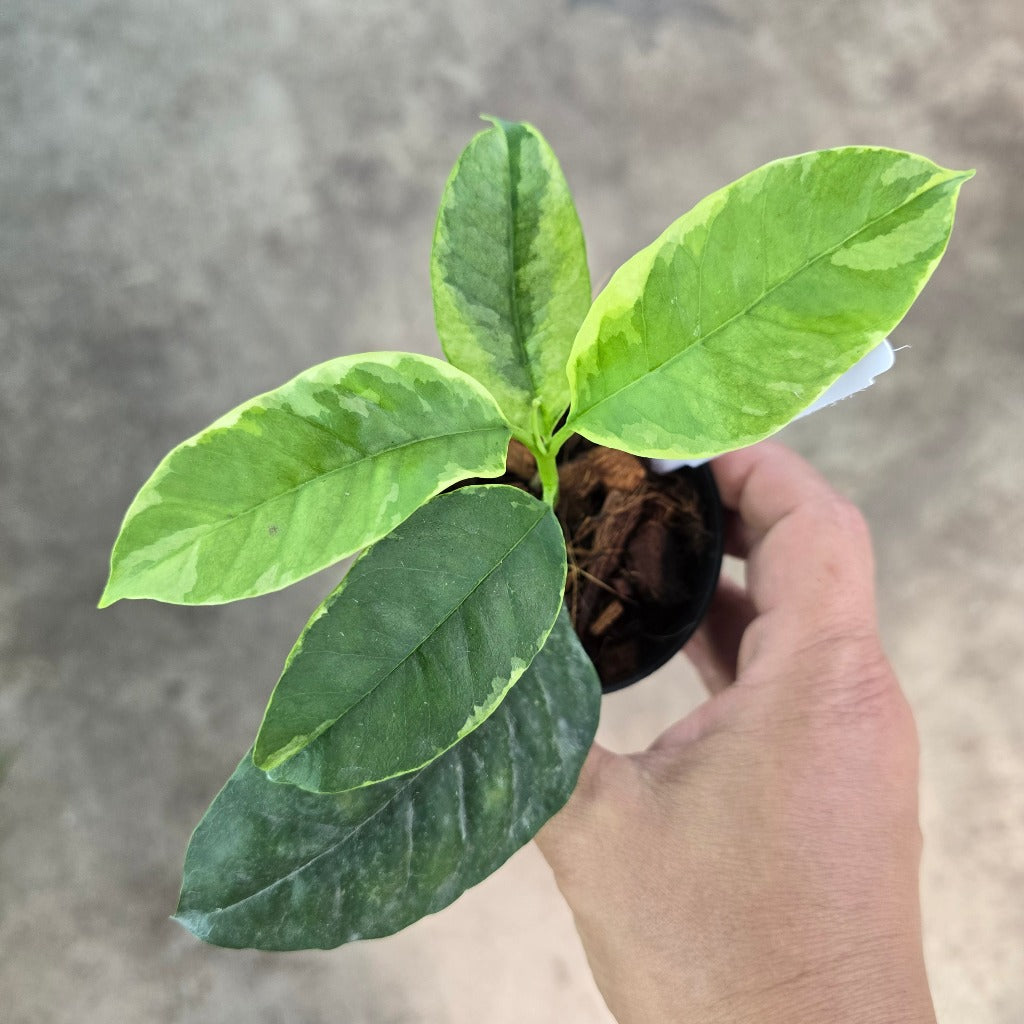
[{"left": 482, "top": 437, "right": 723, "bottom": 692}]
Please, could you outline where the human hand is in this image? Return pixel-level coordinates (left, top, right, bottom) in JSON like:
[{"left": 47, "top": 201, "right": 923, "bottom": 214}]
[{"left": 536, "top": 442, "right": 935, "bottom": 1024}]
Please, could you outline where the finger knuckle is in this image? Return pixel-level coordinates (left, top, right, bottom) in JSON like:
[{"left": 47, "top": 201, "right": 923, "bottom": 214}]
[
  {"left": 792, "top": 630, "right": 898, "bottom": 717},
  {"left": 809, "top": 495, "right": 873, "bottom": 549}
]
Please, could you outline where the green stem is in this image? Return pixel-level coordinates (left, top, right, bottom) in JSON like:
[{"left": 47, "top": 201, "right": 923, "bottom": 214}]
[
  {"left": 536, "top": 449, "right": 559, "bottom": 508},
  {"left": 548, "top": 422, "right": 574, "bottom": 456}
]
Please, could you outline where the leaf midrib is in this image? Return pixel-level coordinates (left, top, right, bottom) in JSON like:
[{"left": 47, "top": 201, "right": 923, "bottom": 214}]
[
  {"left": 500, "top": 127, "right": 540, "bottom": 406},
  {"left": 568, "top": 173, "right": 952, "bottom": 425}
]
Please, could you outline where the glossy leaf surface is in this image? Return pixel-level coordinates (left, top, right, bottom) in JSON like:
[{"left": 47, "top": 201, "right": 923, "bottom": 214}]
[
  {"left": 175, "top": 607, "right": 600, "bottom": 950},
  {"left": 254, "top": 485, "right": 566, "bottom": 792},
  {"left": 100, "top": 353, "right": 511, "bottom": 605},
  {"left": 565, "top": 148, "right": 972, "bottom": 458},
  {"left": 432, "top": 118, "right": 591, "bottom": 440}
]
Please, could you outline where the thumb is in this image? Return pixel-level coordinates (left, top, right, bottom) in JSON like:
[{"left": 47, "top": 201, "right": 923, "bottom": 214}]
[{"left": 534, "top": 740, "right": 624, "bottom": 883}]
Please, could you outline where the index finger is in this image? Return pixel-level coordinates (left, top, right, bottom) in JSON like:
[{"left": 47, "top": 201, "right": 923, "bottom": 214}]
[
  {"left": 710, "top": 442, "right": 877, "bottom": 629},
  {"left": 713, "top": 441, "right": 839, "bottom": 543}
]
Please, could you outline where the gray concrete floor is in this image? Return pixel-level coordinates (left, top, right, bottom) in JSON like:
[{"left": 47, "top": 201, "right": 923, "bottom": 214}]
[{"left": 2, "top": 1, "right": 1022, "bottom": 1021}]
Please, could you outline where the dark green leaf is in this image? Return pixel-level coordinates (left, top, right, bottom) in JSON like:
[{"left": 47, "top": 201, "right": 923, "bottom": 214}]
[
  {"left": 174, "top": 607, "right": 600, "bottom": 950},
  {"left": 254, "top": 485, "right": 566, "bottom": 792}
]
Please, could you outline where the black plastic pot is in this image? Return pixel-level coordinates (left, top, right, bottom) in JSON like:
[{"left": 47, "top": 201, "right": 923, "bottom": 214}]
[{"left": 598, "top": 462, "right": 724, "bottom": 694}]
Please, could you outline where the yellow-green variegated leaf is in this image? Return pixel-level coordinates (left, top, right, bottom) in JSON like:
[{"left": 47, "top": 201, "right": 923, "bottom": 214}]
[
  {"left": 100, "top": 353, "right": 511, "bottom": 606},
  {"left": 431, "top": 118, "right": 591, "bottom": 441},
  {"left": 565, "top": 148, "right": 972, "bottom": 458},
  {"left": 253, "top": 484, "right": 566, "bottom": 793},
  {"left": 174, "top": 606, "right": 600, "bottom": 950}
]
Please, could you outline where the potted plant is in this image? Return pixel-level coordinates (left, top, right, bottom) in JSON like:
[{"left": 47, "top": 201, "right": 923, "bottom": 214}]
[{"left": 100, "top": 118, "right": 969, "bottom": 950}]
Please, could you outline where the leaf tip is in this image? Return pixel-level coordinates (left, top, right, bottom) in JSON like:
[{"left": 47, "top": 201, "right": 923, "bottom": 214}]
[
  {"left": 478, "top": 113, "right": 531, "bottom": 138},
  {"left": 935, "top": 165, "right": 975, "bottom": 191},
  {"left": 171, "top": 908, "right": 210, "bottom": 942}
]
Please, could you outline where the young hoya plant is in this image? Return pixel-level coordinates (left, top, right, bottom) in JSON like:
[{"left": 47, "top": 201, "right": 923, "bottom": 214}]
[{"left": 101, "top": 118, "right": 969, "bottom": 951}]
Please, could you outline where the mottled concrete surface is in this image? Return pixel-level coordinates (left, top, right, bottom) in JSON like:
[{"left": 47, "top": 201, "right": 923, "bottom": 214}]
[{"left": 2, "top": 1, "right": 1022, "bottom": 1021}]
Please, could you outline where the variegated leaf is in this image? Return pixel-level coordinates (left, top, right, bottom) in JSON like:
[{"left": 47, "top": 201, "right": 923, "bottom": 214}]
[
  {"left": 565, "top": 148, "right": 971, "bottom": 458},
  {"left": 100, "top": 353, "right": 511, "bottom": 605},
  {"left": 432, "top": 118, "right": 591, "bottom": 440}
]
